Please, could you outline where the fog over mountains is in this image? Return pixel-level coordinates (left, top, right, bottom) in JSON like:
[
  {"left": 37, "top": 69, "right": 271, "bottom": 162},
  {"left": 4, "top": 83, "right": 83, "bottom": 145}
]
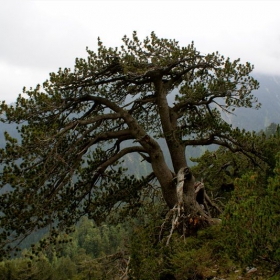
[{"left": 226, "top": 73, "right": 280, "bottom": 131}]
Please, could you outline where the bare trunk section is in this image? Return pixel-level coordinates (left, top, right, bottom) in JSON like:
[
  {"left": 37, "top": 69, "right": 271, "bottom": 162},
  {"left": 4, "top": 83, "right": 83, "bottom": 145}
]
[
  {"left": 154, "top": 79, "right": 188, "bottom": 174},
  {"left": 135, "top": 134, "right": 177, "bottom": 209},
  {"left": 119, "top": 106, "right": 178, "bottom": 208},
  {"left": 149, "top": 147, "right": 177, "bottom": 208}
]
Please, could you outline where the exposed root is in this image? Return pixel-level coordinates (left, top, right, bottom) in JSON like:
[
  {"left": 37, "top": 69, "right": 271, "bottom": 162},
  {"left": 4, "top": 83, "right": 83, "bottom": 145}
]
[
  {"left": 160, "top": 203, "right": 211, "bottom": 245},
  {"left": 160, "top": 167, "right": 222, "bottom": 244},
  {"left": 166, "top": 204, "right": 181, "bottom": 246}
]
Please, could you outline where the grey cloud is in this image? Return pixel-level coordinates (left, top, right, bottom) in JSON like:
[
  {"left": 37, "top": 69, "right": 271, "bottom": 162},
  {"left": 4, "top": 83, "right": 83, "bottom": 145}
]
[
  {"left": 0, "top": 1, "right": 91, "bottom": 70},
  {"left": 1, "top": 0, "right": 280, "bottom": 103}
]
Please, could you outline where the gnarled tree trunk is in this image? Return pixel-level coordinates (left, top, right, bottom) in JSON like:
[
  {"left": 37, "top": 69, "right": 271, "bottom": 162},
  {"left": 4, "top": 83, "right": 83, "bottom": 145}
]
[{"left": 159, "top": 166, "right": 222, "bottom": 243}]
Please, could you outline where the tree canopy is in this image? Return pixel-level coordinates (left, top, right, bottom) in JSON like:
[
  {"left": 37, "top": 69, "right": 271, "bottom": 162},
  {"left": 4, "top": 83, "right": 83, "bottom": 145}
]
[{"left": 0, "top": 32, "right": 261, "bottom": 256}]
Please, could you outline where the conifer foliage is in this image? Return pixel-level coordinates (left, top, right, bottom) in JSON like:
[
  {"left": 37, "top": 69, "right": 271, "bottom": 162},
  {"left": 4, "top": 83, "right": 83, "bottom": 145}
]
[{"left": 0, "top": 32, "right": 260, "bottom": 256}]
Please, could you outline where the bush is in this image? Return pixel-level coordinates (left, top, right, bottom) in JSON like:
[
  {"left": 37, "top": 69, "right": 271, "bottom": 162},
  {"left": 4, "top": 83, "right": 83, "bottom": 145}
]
[{"left": 222, "top": 154, "right": 280, "bottom": 267}]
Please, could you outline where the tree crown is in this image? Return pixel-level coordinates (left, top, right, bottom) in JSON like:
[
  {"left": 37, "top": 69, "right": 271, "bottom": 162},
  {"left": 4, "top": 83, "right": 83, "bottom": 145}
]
[{"left": 0, "top": 32, "right": 260, "bottom": 256}]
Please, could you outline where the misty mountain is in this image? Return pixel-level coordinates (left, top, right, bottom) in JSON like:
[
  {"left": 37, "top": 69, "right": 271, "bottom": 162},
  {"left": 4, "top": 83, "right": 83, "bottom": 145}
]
[{"left": 223, "top": 73, "right": 280, "bottom": 131}]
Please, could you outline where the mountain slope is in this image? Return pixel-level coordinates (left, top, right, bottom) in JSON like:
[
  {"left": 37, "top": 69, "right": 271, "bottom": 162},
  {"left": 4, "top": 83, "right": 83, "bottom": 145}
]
[{"left": 224, "top": 73, "right": 280, "bottom": 131}]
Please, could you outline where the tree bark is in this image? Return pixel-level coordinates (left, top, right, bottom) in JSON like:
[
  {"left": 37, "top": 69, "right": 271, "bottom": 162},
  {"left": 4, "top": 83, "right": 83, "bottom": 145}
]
[{"left": 144, "top": 76, "right": 221, "bottom": 233}]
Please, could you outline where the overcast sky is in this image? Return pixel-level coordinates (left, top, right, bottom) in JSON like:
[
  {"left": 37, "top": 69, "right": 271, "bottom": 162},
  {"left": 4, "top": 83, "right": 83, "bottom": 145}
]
[{"left": 1, "top": 1, "right": 280, "bottom": 103}]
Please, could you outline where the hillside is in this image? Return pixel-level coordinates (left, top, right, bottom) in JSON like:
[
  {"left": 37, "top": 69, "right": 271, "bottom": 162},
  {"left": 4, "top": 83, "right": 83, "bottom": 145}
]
[{"left": 224, "top": 73, "right": 280, "bottom": 131}]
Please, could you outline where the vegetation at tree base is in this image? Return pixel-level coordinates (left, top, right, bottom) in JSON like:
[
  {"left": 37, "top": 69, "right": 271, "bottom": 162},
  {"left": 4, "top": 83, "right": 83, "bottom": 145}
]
[
  {"left": 0, "top": 32, "right": 280, "bottom": 279},
  {"left": 128, "top": 129, "right": 280, "bottom": 279}
]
